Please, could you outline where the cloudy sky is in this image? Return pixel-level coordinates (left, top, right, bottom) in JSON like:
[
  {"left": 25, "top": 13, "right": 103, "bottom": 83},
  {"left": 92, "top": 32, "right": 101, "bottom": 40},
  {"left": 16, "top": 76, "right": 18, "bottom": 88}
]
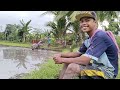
[{"left": 0, "top": 11, "right": 54, "bottom": 32}]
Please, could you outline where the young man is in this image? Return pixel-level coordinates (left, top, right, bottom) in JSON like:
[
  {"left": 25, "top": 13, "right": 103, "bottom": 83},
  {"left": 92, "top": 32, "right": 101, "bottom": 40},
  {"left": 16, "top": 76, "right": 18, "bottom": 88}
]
[{"left": 53, "top": 11, "right": 119, "bottom": 79}]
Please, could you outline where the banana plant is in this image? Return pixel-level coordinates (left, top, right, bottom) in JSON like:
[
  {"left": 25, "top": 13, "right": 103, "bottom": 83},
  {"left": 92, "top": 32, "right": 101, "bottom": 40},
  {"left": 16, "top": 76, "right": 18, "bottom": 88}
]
[{"left": 20, "top": 19, "right": 32, "bottom": 42}]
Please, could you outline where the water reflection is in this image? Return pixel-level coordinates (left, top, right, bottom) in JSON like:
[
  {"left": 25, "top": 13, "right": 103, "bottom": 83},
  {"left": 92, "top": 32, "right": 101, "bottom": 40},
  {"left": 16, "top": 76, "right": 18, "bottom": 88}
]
[
  {"left": 0, "top": 46, "right": 58, "bottom": 79},
  {"left": 3, "top": 49, "right": 28, "bottom": 69}
]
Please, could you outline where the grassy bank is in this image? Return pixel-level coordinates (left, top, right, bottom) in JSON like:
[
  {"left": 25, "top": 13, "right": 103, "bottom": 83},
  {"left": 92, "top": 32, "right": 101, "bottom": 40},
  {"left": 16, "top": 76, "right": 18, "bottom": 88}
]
[
  {"left": 0, "top": 41, "right": 31, "bottom": 48},
  {"left": 22, "top": 60, "right": 63, "bottom": 79}
]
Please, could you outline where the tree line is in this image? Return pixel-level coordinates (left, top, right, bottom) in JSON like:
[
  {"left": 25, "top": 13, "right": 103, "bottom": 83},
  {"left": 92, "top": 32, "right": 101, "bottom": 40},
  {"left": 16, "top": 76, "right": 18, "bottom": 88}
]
[{"left": 0, "top": 11, "right": 120, "bottom": 48}]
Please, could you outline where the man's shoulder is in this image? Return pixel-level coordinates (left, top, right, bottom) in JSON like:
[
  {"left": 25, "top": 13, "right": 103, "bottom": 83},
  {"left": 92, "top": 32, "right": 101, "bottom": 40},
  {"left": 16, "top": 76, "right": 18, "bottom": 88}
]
[{"left": 95, "top": 30, "right": 107, "bottom": 38}]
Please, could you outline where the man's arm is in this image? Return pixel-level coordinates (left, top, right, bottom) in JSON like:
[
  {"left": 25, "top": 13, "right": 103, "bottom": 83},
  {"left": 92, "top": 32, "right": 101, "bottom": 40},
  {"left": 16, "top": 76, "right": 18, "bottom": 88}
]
[
  {"left": 61, "top": 52, "right": 82, "bottom": 58},
  {"left": 53, "top": 52, "right": 81, "bottom": 60},
  {"left": 55, "top": 55, "right": 91, "bottom": 65}
]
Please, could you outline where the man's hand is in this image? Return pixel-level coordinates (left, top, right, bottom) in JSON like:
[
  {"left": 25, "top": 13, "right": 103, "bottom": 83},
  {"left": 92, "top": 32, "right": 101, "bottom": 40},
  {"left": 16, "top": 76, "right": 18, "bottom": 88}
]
[
  {"left": 53, "top": 53, "right": 62, "bottom": 60},
  {"left": 54, "top": 56, "right": 63, "bottom": 64},
  {"left": 53, "top": 53, "right": 63, "bottom": 64}
]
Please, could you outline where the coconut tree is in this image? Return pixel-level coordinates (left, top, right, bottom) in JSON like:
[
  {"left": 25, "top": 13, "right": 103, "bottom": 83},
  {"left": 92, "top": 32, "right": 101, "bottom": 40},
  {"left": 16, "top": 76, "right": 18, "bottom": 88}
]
[
  {"left": 105, "top": 19, "right": 120, "bottom": 35},
  {"left": 46, "top": 17, "right": 69, "bottom": 47},
  {"left": 55, "top": 11, "right": 85, "bottom": 45},
  {"left": 46, "top": 21, "right": 61, "bottom": 40},
  {"left": 42, "top": 11, "right": 72, "bottom": 47},
  {"left": 41, "top": 11, "right": 59, "bottom": 16},
  {"left": 96, "top": 11, "right": 119, "bottom": 29}
]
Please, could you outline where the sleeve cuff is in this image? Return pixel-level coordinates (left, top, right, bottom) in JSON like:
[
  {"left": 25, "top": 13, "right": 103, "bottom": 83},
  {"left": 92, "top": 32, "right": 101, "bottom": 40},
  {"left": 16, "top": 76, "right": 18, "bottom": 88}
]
[
  {"left": 83, "top": 54, "right": 98, "bottom": 61},
  {"left": 77, "top": 50, "right": 84, "bottom": 54}
]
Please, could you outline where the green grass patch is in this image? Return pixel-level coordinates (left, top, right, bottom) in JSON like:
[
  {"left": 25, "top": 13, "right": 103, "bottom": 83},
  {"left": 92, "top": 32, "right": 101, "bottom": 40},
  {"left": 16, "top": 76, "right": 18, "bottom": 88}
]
[
  {"left": 0, "top": 41, "right": 31, "bottom": 48},
  {"left": 22, "top": 59, "right": 63, "bottom": 79}
]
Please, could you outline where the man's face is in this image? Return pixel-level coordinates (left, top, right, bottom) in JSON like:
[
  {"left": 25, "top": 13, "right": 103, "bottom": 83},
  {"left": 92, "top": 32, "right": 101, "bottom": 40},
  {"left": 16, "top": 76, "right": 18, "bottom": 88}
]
[{"left": 80, "top": 17, "right": 97, "bottom": 32}]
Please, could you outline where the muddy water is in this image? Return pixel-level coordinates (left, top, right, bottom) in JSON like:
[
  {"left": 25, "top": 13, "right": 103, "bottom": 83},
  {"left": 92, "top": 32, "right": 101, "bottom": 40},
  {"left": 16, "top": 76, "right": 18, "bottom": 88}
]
[{"left": 0, "top": 46, "right": 58, "bottom": 79}]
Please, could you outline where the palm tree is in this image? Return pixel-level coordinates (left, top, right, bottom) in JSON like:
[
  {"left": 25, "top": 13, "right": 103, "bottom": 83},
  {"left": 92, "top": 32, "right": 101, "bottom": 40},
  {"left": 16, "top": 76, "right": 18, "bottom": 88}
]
[
  {"left": 55, "top": 11, "right": 85, "bottom": 45},
  {"left": 41, "top": 11, "right": 59, "bottom": 16},
  {"left": 55, "top": 11, "right": 78, "bottom": 22},
  {"left": 46, "top": 21, "right": 61, "bottom": 40},
  {"left": 96, "top": 11, "right": 118, "bottom": 29},
  {"left": 105, "top": 19, "right": 120, "bottom": 35},
  {"left": 46, "top": 17, "right": 69, "bottom": 47},
  {"left": 43, "top": 11, "right": 71, "bottom": 47}
]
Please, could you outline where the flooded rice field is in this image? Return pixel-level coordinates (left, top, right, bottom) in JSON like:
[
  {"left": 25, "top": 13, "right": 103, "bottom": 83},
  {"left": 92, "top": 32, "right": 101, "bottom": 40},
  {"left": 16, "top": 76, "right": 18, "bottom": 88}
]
[{"left": 0, "top": 46, "right": 58, "bottom": 79}]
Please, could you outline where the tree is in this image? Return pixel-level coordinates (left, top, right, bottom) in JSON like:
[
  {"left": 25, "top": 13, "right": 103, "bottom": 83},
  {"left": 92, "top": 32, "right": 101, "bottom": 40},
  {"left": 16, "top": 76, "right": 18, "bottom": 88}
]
[
  {"left": 55, "top": 11, "right": 85, "bottom": 45},
  {"left": 46, "top": 21, "right": 60, "bottom": 40},
  {"left": 19, "top": 19, "right": 32, "bottom": 42},
  {"left": 105, "top": 19, "right": 120, "bottom": 35},
  {"left": 43, "top": 11, "right": 71, "bottom": 47},
  {"left": 4, "top": 24, "right": 20, "bottom": 41},
  {"left": 46, "top": 16, "right": 71, "bottom": 47},
  {"left": 96, "top": 11, "right": 118, "bottom": 29}
]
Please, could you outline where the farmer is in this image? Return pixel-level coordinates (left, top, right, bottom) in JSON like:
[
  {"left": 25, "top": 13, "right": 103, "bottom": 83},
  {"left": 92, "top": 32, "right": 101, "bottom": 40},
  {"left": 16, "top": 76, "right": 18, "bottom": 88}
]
[{"left": 53, "top": 11, "right": 119, "bottom": 79}]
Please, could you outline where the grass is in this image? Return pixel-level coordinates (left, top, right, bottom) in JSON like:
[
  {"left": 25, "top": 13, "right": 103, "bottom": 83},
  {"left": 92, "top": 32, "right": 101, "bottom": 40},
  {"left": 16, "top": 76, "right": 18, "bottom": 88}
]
[
  {"left": 0, "top": 41, "right": 31, "bottom": 48},
  {"left": 22, "top": 59, "right": 63, "bottom": 79}
]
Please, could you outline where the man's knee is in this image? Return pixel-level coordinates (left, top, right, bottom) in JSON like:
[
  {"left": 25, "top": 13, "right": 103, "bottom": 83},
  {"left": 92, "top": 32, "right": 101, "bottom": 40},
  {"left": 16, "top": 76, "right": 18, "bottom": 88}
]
[{"left": 67, "top": 63, "right": 80, "bottom": 73}]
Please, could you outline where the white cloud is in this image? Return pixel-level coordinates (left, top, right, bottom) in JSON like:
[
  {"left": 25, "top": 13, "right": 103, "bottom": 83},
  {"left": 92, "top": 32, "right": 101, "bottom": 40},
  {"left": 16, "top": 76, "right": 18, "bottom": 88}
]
[{"left": 0, "top": 11, "right": 54, "bottom": 32}]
